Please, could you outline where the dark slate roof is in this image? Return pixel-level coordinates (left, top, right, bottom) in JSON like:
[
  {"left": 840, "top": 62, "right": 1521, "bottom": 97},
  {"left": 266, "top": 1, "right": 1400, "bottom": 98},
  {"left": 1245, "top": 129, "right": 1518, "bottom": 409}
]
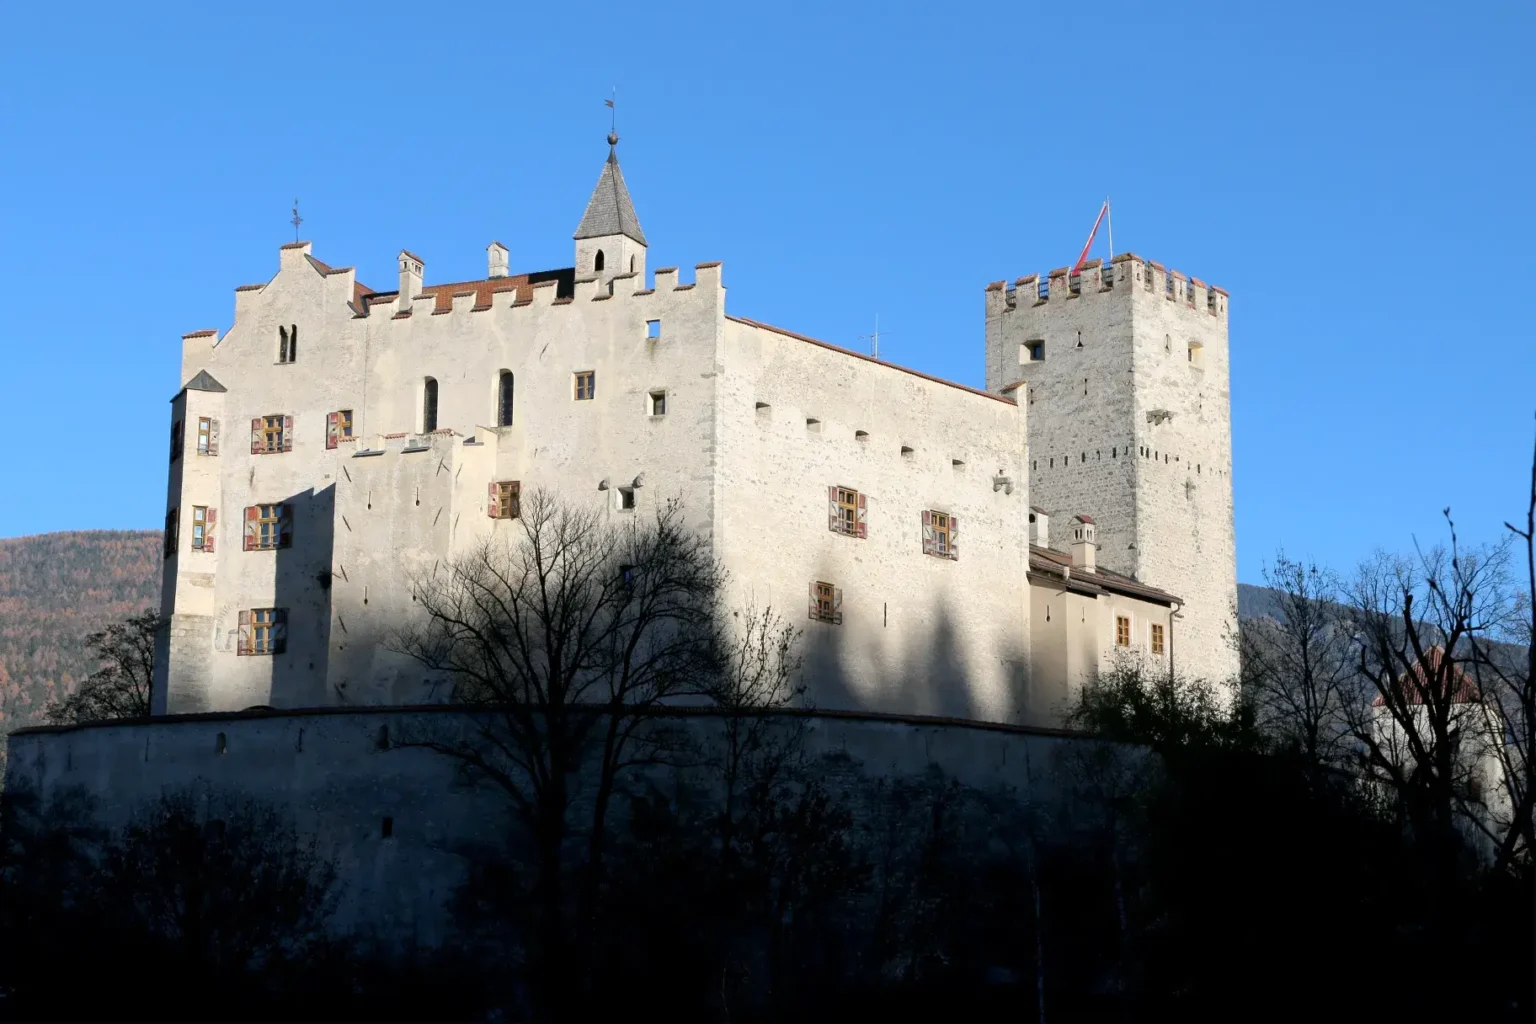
[
  {"left": 573, "top": 139, "right": 647, "bottom": 245},
  {"left": 184, "top": 370, "right": 227, "bottom": 393}
]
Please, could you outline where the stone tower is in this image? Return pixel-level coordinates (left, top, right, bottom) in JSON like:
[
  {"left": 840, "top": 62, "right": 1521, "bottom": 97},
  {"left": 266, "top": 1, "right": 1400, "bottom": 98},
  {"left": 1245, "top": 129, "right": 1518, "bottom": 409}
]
[
  {"left": 573, "top": 133, "right": 647, "bottom": 289},
  {"left": 984, "top": 255, "right": 1238, "bottom": 684}
]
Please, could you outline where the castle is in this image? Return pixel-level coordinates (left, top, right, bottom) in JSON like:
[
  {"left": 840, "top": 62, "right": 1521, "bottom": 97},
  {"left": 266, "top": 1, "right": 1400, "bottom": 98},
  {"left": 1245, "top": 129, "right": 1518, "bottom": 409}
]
[{"left": 153, "top": 134, "right": 1237, "bottom": 725}]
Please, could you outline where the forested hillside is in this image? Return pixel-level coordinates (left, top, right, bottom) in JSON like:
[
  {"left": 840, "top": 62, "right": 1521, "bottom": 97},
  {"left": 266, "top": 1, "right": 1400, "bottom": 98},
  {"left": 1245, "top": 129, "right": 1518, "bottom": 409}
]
[{"left": 0, "top": 531, "right": 160, "bottom": 733}]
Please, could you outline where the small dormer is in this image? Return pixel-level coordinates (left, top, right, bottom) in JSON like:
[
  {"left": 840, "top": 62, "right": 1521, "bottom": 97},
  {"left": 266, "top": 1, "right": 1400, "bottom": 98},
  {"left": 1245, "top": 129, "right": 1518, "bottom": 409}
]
[
  {"left": 1070, "top": 514, "right": 1097, "bottom": 573},
  {"left": 487, "top": 241, "right": 509, "bottom": 279},
  {"left": 573, "top": 133, "right": 648, "bottom": 290}
]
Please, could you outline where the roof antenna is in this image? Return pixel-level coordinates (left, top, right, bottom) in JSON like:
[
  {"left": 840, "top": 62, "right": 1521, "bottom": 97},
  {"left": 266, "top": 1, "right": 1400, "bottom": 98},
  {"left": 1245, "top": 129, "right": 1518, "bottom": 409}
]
[
  {"left": 290, "top": 198, "right": 303, "bottom": 243},
  {"left": 858, "top": 314, "right": 894, "bottom": 360}
]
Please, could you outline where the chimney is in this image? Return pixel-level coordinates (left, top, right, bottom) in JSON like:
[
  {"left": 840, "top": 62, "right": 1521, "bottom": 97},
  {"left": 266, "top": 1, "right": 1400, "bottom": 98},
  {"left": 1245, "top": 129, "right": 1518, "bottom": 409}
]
[
  {"left": 487, "top": 241, "right": 509, "bottom": 279},
  {"left": 1028, "top": 507, "right": 1049, "bottom": 549},
  {"left": 1070, "top": 515, "right": 1097, "bottom": 573},
  {"left": 398, "top": 250, "right": 424, "bottom": 305}
]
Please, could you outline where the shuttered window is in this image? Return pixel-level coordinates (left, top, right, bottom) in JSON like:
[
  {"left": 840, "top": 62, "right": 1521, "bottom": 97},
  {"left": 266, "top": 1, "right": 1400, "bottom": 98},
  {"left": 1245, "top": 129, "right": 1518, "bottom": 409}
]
[
  {"left": 251, "top": 415, "right": 292, "bottom": 454},
  {"left": 196, "top": 416, "right": 220, "bottom": 455},
  {"left": 326, "top": 410, "right": 353, "bottom": 449},
  {"left": 828, "top": 486, "right": 866, "bottom": 538},
  {"left": 244, "top": 504, "right": 292, "bottom": 550},
  {"left": 169, "top": 420, "right": 183, "bottom": 462},
  {"left": 921, "top": 510, "right": 959, "bottom": 560},
  {"left": 238, "top": 608, "right": 287, "bottom": 656},
  {"left": 488, "top": 480, "right": 521, "bottom": 520},
  {"left": 163, "top": 508, "right": 178, "bottom": 558},
  {"left": 191, "top": 506, "right": 217, "bottom": 552},
  {"left": 809, "top": 581, "right": 842, "bottom": 624}
]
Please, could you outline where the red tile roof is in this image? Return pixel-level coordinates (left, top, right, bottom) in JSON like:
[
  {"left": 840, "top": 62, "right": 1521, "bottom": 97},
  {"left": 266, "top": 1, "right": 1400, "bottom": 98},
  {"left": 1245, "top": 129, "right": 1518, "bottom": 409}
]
[{"left": 1373, "top": 647, "right": 1481, "bottom": 706}]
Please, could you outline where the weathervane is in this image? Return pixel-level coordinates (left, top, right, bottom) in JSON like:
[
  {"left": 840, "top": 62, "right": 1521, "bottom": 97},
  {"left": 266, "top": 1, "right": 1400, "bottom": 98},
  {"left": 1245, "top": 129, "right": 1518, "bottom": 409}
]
[
  {"left": 290, "top": 198, "right": 303, "bottom": 242},
  {"left": 604, "top": 88, "right": 618, "bottom": 144}
]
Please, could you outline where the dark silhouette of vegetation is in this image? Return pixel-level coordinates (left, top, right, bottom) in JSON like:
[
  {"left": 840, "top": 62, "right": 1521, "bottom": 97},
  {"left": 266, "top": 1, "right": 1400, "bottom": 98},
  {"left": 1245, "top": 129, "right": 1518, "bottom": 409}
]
[{"left": 44, "top": 608, "right": 158, "bottom": 724}]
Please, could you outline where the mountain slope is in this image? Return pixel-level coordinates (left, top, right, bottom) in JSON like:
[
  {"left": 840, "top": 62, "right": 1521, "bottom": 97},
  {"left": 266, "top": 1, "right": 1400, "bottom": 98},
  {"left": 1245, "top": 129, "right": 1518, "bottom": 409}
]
[{"left": 0, "top": 531, "right": 160, "bottom": 733}]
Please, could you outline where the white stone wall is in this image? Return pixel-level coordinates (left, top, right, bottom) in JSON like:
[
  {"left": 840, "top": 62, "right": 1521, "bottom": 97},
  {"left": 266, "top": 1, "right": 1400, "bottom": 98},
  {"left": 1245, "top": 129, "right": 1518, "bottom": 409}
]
[
  {"left": 719, "top": 319, "right": 1031, "bottom": 723},
  {"left": 985, "top": 258, "right": 1238, "bottom": 684}
]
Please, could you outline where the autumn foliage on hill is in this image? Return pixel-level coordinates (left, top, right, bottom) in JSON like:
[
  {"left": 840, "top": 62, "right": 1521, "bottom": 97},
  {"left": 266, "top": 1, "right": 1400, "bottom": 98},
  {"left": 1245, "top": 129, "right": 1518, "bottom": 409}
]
[{"left": 0, "top": 531, "right": 160, "bottom": 735}]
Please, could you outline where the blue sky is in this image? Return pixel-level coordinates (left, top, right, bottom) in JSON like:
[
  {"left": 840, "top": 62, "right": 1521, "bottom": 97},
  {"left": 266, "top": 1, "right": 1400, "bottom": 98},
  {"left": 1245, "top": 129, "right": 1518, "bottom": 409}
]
[{"left": 1, "top": 1, "right": 1530, "bottom": 584}]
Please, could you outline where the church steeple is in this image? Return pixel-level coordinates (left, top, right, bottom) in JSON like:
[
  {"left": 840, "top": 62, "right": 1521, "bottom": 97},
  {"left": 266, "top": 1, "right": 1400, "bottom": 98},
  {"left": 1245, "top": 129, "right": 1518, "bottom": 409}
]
[{"left": 574, "top": 133, "right": 647, "bottom": 287}]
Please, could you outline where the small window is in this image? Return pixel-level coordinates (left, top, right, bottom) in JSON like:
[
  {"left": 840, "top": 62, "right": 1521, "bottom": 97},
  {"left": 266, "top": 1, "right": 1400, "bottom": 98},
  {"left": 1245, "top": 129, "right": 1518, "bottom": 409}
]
[
  {"left": 422, "top": 377, "right": 439, "bottom": 432},
  {"left": 238, "top": 608, "right": 287, "bottom": 656},
  {"left": 574, "top": 371, "right": 596, "bottom": 401},
  {"left": 809, "top": 581, "right": 842, "bottom": 624},
  {"left": 806, "top": 417, "right": 822, "bottom": 432},
  {"left": 900, "top": 446, "right": 914, "bottom": 458},
  {"left": 326, "top": 410, "right": 354, "bottom": 449},
  {"left": 618, "top": 563, "right": 637, "bottom": 589},
  {"left": 190, "top": 505, "right": 217, "bottom": 553},
  {"left": 163, "top": 508, "right": 178, "bottom": 558},
  {"left": 646, "top": 319, "right": 661, "bottom": 339},
  {"left": 169, "top": 419, "right": 184, "bottom": 462},
  {"left": 1115, "top": 615, "right": 1131, "bottom": 648},
  {"left": 244, "top": 504, "right": 292, "bottom": 551},
  {"left": 196, "top": 416, "right": 219, "bottom": 456},
  {"left": 277, "top": 324, "right": 298, "bottom": 363},
  {"left": 497, "top": 371, "right": 514, "bottom": 427},
  {"left": 855, "top": 430, "right": 869, "bottom": 442},
  {"left": 648, "top": 390, "right": 667, "bottom": 416},
  {"left": 1027, "top": 341, "right": 1045, "bottom": 362},
  {"left": 594, "top": 249, "right": 605, "bottom": 272},
  {"left": 1151, "top": 622, "right": 1165, "bottom": 656},
  {"left": 252, "top": 414, "right": 290, "bottom": 454},
  {"left": 381, "top": 816, "right": 394, "bottom": 839},
  {"left": 1188, "top": 342, "right": 1205, "bottom": 369},
  {"left": 922, "top": 510, "right": 958, "bottom": 560},
  {"left": 489, "top": 480, "right": 521, "bottom": 520},
  {"left": 617, "top": 486, "right": 636, "bottom": 511}
]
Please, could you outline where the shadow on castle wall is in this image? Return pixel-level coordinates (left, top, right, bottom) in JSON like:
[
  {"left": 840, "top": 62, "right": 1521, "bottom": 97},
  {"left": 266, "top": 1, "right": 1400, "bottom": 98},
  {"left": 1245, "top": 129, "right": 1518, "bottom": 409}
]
[{"left": 269, "top": 484, "right": 334, "bottom": 708}]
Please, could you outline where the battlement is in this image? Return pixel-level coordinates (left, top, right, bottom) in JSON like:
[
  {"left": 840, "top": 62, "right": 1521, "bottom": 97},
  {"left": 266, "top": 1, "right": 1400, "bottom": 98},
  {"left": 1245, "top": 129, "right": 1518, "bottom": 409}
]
[{"left": 984, "top": 253, "right": 1228, "bottom": 320}]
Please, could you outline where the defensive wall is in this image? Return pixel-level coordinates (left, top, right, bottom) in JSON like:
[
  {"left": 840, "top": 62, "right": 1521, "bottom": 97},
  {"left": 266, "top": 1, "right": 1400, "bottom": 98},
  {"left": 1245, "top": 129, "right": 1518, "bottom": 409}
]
[{"left": 5, "top": 706, "right": 1113, "bottom": 950}]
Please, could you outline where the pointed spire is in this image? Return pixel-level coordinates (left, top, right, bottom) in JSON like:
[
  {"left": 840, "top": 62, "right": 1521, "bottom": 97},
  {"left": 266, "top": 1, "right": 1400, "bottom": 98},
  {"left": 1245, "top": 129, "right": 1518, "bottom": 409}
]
[{"left": 573, "top": 133, "right": 647, "bottom": 246}]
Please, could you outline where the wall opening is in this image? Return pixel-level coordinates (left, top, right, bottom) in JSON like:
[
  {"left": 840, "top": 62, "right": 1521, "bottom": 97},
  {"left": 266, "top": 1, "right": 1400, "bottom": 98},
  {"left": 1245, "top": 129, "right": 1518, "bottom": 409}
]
[
  {"left": 594, "top": 249, "right": 605, "bottom": 272},
  {"left": 422, "top": 377, "right": 439, "bottom": 432},
  {"left": 497, "top": 371, "right": 514, "bottom": 427}
]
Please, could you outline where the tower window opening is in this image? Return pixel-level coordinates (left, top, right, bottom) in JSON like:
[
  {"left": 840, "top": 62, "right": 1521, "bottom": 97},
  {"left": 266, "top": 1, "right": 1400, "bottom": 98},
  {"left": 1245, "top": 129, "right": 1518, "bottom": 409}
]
[
  {"left": 422, "top": 377, "right": 439, "bottom": 432},
  {"left": 497, "top": 371, "right": 514, "bottom": 426},
  {"left": 1027, "top": 341, "right": 1045, "bottom": 362},
  {"left": 594, "top": 249, "right": 605, "bottom": 272}
]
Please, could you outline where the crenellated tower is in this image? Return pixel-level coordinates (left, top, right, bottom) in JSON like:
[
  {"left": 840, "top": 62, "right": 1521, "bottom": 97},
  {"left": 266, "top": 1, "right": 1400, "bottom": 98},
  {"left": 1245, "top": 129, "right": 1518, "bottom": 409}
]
[{"left": 985, "top": 255, "right": 1238, "bottom": 685}]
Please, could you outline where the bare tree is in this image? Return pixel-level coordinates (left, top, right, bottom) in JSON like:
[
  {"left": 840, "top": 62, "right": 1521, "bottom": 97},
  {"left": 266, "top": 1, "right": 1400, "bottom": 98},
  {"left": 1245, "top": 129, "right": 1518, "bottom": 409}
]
[
  {"left": 46, "top": 608, "right": 158, "bottom": 724},
  {"left": 390, "top": 490, "right": 738, "bottom": 997},
  {"left": 1464, "top": 428, "right": 1536, "bottom": 875},
  {"left": 1239, "top": 556, "right": 1359, "bottom": 769},
  {"left": 1344, "top": 523, "right": 1513, "bottom": 874}
]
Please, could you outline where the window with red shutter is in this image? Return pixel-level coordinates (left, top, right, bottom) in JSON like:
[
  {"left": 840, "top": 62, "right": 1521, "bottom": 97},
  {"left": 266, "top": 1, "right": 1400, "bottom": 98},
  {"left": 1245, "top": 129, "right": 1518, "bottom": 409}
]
[
  {"left": 244, "top": 506, "right": 259, "bottom": 550},
  {"left": 326, "top": 412, "right": 339, "bottom": 450},
  {"left": 236, "top": 609, "right": 251, "bottom": 655},
  {"left": 204, "top": 507, "right": 217, "bottom": 553}
]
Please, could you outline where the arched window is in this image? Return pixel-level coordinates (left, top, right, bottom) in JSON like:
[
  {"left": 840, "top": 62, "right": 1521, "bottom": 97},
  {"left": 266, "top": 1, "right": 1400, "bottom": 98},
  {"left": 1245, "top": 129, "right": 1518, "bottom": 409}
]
[
  {"left": 422, "top": 377, "right": 438, "bottom": 432},
  {"left": 497, "top": 370, "right": 514, "bottom": 427},
  {"left": 594, "top": 249, "right": 605, "bottom": 272},
  {"left": 629, "top": 255, "right": 635, "bottom": 273},
  {"left": 278, "top": 325, "right": 298, "bottom": 363}
]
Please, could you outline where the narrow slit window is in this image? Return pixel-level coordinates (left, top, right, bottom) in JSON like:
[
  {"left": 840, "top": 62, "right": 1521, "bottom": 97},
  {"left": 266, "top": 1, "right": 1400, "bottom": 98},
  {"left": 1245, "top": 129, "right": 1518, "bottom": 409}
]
[
  {"left": 497, "top": 371, "right": 514, "bottom": 426},
  {"left": 594, "top": 249, "right": 605, "bottom": 272},
  {"left": 617, "top": 486, "right": 636, "bottom": 511},
  {"left": 422, "top": 377, "right": 439, "bottom": 432}
]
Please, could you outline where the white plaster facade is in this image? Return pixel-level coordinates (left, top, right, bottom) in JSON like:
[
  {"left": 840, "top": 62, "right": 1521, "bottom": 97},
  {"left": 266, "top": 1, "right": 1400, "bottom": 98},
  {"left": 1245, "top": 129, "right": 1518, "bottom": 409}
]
[{"left": 153, "top": 138, "right": 1220, "bottom": 726}]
